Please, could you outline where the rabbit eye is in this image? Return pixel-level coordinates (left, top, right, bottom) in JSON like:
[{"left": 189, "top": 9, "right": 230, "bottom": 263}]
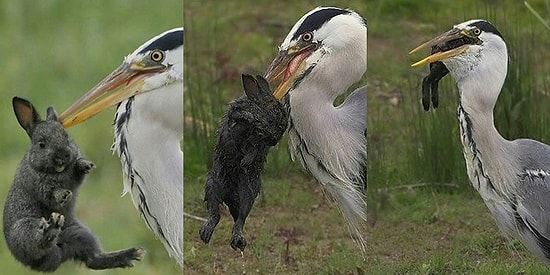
[{"left": 37, "top": 141, "right": 46, "bottom": 148}]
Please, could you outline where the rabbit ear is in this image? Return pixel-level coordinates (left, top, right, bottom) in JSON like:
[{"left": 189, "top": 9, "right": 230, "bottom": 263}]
[
  {"left": 13, "top": 97, "right": 41, "bottom": 137},
  {"left": 46, "top": 106, "right": 59, "bottom": 122},
  {"left": 241, "top": 74, "right": 260, "bottom": 100},
  {"left": 255, "top": 75, "right": 271, "bottom": 96}
]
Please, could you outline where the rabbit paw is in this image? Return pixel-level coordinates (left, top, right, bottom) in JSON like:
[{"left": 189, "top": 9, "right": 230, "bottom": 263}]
[
  {"left": 77, "top": 158, "right": 95, "bottom": 174},
  {"left": 49, "top": 212, "right": 65, "bottom": 228},
  {"left": 230, "top": 233, "right": 247, "bottom": 251},
  {"left": 131, "top": 247, "right": 146, "bottom": 261},
  {"left": 87, "top": 247, "right": 146, "bottom": 269},
  {"left": 53, "top": 189, "right": 72, "bottom": 206},
  {"left": 199, "top": 223, "right": 214, "bottom": 243},
  {"left": 38, "top": 212, "right": 64, "bottom": 232},
  {"left": 37, "top": 213, "right": 64, "bottom": 248},
  {"left": 38, "top": 217, "right": 50, "bottom": 234},
  {"left": 199, "top": 213, "right": 221, "bottom": 244},
  {"left": 119, "top": 247, "right": 146, "bottom": 267}
]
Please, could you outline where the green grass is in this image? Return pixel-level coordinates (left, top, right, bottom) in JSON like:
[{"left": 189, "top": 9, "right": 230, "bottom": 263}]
[
  {"left": 185, "top": 173, "right": 367, "bottom": 274},
  {"left": 368, "top": 0, "right": 550, "bottom": 272},
  {"left": 367, "top": 189, "right": 548, "bottom": 274},
  {"left": 0, "top": 1, "right": 181, "bottom": 274},
  {"left": 183, "top": 0, "right": 367, "bottom": 273}
]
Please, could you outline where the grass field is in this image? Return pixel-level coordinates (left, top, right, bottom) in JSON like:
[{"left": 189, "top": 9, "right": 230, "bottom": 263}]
[
  {"left": 183, "top": 0, "right": 368, "bottom": 274},
  {"left": 13, "top": 0, "right": 548, "bottom": 274},
  {"left": 0, "top": 1, "right": 182, "bottom": 274},
  {"left": 4, "top": 0, "right": 549, "bottom": 274},
  {"left": 368, "top": 0, "right": 550, "bottom": 273}
]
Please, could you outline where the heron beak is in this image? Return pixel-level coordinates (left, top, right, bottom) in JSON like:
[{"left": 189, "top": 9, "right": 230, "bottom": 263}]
[
  {"left": 409, "top": 28, "right": 470, "bottom": 67},
  {"left": 59, "top": 61, "right": 166, "bottom": 128},
  {"left": 264, "top": 44, "right": 316, "bottom": 100}
]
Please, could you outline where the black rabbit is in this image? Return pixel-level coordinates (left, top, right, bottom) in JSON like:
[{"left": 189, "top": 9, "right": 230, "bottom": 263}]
[
  {"left": 3, "top": 97, "right": 144, "bottom": 272},
  {"left": 199, "top": 74, "right": 288, "bottom": 251},
  {"left": 421, "top": 45, "right": 449, "bottom": 111}
]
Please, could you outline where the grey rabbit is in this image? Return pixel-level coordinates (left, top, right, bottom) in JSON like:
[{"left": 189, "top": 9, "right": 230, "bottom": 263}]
[{"left": 3, "top": 97, "right": 144, "bottom": 272}]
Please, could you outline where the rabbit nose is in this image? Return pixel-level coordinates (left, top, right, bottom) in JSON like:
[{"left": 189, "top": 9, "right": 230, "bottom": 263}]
[{"left": 54, "top": 150, "right": 70, "bottom": 166}]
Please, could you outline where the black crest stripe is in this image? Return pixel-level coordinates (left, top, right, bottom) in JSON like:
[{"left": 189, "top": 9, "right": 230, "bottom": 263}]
[
  {"left": 138, "top": 29, "right": 183, "bottom": 54},
  {"left": 292, "top": 8, "right": 350, "bottom": 40},
  {"left": 470, "top": 20, "right": 503, "bottom": 39}
]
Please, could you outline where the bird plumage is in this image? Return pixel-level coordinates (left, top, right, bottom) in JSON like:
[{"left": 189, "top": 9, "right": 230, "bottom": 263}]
[
  {"left": 286, "top": 85, "right": 367, "bottom": 248},
  {"left": 112, "top": 80, "right": 183, "bottom": 266},
  {"left": 412, "top": 19, "right": 550, "bottom": 265},
  {"left": 112, "top": 28, "right": 183, "bottom": 266},
  {"left": 266, "top": 7, "right": 367, "bottom": 251},
  {"left": 59, "top": 27, "right": 183, "bottom": 267}
]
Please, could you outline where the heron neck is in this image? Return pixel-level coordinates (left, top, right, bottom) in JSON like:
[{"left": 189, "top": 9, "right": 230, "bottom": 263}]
[
  {"left": 119, "top": 107, "right": 183, "bottom": 193},
  {"left": 457, "top": 76, "right": 516, "bottom": 195},
  {"left": 458, "top": 99, "right": 507, "bottom": 158},
  {"left": 112, "top": 83, "right": 183, "bottom": 263},
  {"left": 305, "top": 37, "right": 366, "bottom": 102},
  {"left": 287, "top": 31, "right": 366, "bottom": 180},
  {"left": 114, "top": 84, "right": 183, "bottom": 194}
]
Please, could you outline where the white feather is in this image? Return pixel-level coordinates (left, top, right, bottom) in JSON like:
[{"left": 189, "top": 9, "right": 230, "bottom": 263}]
[
  {"left": 111, "top": 28, "right": 183, "bottom": 266},
  {"left": 112, "top": 80, "right": 183, "bottom": 266},
  {"left": 282, "top": 8, "right": 367, "bottom": 251}
]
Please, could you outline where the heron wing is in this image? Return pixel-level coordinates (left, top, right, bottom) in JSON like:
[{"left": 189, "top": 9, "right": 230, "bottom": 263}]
[
  {"left": 338, "top": 85, "right": 366, "bottom": 120},
  {"left": 285, "top": 84, "right": 367, "bottom": 251},
  {"left": 514, "top": 138, "right": 550, "bottom": 259},
  {"left": 338, "top": 85, "right": 367, "bottom": 188},
  {"left": 287, "top": 85, "right": 367, "bottom": 188}
]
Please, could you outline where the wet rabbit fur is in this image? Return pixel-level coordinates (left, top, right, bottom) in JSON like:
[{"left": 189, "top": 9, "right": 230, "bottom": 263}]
[
  {"left": 3, "top": 97, "right": 144, "bottom": 272},
  {"left": 200, "top": 74, "right": 288, "bottom": 251}
]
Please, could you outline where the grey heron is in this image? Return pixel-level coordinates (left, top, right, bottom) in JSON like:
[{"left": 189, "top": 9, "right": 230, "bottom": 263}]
[
  {"left": 264, "top": 7, "right": 367, "bottom": 250},
  {"left": 58, "top": 28, "right": 183, "bottom": 266},
  {"left": 410, "top": 19, "right": 550, "bottom": 265}
]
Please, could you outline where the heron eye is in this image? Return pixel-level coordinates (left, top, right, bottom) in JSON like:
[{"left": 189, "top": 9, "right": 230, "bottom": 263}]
[
  {"left": 472, "top": 28, "right": 481, "bottom": 36},
  {"left": 302, "top": 32, "right": 313, "bottom": 42},
  {"left": 150, "top": 50, "right": 165, "bottom": 62}
]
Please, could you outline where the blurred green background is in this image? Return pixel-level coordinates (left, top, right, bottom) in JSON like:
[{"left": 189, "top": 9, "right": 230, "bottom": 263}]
[
  {"left": 6, "top": 0, "right": 550, "bottom": 272},
  {"left": 368, "top": 0, "right": 550, "bottom": 273},
  {"left": 184, "top": 0, "right": 367, "bottom": 274},
  {"left": 0, "top": 1, "right": 181, "bottom": 274}
]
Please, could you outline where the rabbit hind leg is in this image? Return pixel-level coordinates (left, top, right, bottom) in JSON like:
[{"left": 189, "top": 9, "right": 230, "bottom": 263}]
[
  {"left": 58, "top": 221, "right": 143, "bottom": 269},
  {"left": 6, "top": 214, "right": 64, "bottom": 271}
]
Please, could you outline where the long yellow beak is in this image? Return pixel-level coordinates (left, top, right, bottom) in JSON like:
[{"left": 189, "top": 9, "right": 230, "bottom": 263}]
[
  {"left": 264, "top": 44, "right": 316, "bottom": 100},
  {"left": 409, "top": 28, "right": 470, "bottom": 67},
  {"left": 411, "top": 45, "right": 469, "bottom": 67},
  {"left": 59, "top": 61, "right": 166, "bottom": 128}
]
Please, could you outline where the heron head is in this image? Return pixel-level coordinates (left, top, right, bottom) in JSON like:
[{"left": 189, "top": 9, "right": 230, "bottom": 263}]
[
  {"left": 59, "top": 28, "right": 183, "bottom": 128},
  {"left": 410, "top": 20, "right": 507, "bottom": 83},
  {"left": 264, "top": 7, "right": 366, "bottom": 100}
]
